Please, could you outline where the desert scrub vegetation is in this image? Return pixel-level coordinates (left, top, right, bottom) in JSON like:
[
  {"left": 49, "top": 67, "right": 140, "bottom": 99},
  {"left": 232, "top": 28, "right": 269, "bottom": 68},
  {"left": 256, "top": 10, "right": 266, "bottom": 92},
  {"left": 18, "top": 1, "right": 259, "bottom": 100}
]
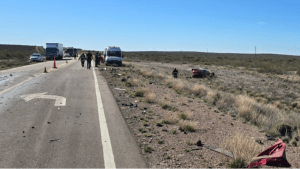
[
  {"left": 135, "top": 66, "right": 300, "bottom": 141},
  {"left": 224, "top": 133, "right": 264, "bottom": 165},
  {"left": 123, "top": 51, "right": 300, "bottom": 75},
  {"left": 178, "top": 120, "right": 196, "bottom": 132},
  {"left": 0, "top": 44, "right": 45, "bottom": 70},
  {"left": 125, "top": 78, "right": 139, "bottom": 87}
]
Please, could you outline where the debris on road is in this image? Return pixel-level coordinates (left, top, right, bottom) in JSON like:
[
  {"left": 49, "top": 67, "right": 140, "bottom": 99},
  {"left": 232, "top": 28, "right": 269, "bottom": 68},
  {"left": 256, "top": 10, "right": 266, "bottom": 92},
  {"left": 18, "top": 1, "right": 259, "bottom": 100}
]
[{"left": 49, "top": 139, "right": 60, "bottom": 143}]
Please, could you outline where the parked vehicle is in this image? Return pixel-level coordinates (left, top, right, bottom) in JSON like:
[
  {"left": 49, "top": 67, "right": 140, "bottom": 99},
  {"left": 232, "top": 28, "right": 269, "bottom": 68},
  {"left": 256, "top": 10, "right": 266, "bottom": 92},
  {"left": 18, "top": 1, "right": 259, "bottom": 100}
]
[
  {"left": 65, "top": 47, "right": 77, "bottom": 58},
  {"left": 64, "top": 52, "right": 71, "bottom": 57},
  {"left": 30, "top": 53, "right": 43, "bottom": 62},
  {"left": 103, "top": 46, "right": 123, "bottom": 66},
  {"left": 45, "top": 43, "right": 63, "bottom": 60}
]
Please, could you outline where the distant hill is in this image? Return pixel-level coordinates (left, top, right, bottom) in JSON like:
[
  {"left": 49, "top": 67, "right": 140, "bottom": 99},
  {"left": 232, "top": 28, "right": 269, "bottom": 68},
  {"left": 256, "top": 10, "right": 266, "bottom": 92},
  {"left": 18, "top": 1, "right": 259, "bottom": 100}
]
[{"left": 0, "top": 44, "right": 45, "bottom": 60}]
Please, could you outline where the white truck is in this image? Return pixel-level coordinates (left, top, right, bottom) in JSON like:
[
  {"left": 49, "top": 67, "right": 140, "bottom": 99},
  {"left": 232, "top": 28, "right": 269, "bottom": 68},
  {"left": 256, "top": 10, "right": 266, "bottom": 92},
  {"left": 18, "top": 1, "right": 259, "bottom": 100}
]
[
  {"left": 103, "top": 46, "right": 123, "bottom": 66},
  {"left": 46, "top": 43, "right": 63, "bottom": 60}
]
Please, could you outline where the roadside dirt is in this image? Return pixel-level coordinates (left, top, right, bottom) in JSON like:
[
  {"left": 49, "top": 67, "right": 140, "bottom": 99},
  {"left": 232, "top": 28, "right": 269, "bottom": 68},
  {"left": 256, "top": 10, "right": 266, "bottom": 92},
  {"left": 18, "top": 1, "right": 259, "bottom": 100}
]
[{"left": 99, "top": 61, "right": 300, "bottom": 168}]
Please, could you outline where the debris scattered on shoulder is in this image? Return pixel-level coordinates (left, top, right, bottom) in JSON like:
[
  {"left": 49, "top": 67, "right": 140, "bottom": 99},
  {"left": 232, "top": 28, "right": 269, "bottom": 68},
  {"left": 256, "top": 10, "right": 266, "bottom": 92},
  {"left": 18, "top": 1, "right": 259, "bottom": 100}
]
[{"left": 114, "top": 88, "right": 126, "bottom": 91}]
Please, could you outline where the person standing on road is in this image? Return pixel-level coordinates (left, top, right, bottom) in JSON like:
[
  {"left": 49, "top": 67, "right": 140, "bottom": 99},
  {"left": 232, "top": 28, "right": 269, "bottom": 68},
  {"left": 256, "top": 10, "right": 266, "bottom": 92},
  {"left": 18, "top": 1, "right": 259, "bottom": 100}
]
[
  {"left": 95, "top": 52, "right": 100, "bottom": 67},
  {"left": 78, "top": 53, "right": 86, "bottom": 67},
  {"left": 86, "top": 51, "right": 93, "bottom": 69}
]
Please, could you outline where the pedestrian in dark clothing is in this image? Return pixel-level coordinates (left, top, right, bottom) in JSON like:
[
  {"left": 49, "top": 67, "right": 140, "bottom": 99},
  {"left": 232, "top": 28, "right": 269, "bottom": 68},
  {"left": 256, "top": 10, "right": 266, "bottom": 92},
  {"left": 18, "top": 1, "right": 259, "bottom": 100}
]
[
  {"left": 78, "top": 53, "right": 86, "bottom": 67},
  {"left": 95, "top": 52, "right": 100, "bottom": 67},
  {"left": 172, "top": 68, "right": 178, "bottom": 78},
  {"left": 86, "top": 51, "right": 93, "bottom": 69}
]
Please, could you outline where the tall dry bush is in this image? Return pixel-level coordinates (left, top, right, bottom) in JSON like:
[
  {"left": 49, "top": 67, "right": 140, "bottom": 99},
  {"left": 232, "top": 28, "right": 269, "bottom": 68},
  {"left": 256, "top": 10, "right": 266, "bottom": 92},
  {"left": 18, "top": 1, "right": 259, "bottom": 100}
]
[
  {"left": 224, "top": 133, "right": 264, "bottom": 163},
  {"left": 145, "top": 92, "right": 156, "bottom": 103},
  {"left": 189, "top": 84, "right": 208, "bottom": 97},
  {"left": 155, "top": 73, "right": 165, "bottom": 80},
  {"left": 172, "top": 79, "right": 186, "bottom": 92},
  {"left": 139, "top": 68, "right": 153, "bottom": 78},
  {"left": 165, "top": 112, "right": 180, "bottom": 124}
]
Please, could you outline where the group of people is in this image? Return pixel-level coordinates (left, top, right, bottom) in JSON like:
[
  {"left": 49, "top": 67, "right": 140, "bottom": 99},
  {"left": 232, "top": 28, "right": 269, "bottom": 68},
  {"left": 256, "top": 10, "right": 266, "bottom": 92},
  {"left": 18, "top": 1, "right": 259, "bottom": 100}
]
[{"left": 78, "top": 51, "right": 102, "bottom": 69}]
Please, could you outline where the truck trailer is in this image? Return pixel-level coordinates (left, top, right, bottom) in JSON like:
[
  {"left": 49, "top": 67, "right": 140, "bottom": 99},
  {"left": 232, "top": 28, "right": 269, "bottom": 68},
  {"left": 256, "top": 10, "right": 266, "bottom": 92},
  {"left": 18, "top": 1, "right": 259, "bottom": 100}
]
[
  {"left": 103, "top": 46, "right": 123, "bottom": 66},
  {"left": 46, "top": 43, "right": 63, "bottom": 60}
]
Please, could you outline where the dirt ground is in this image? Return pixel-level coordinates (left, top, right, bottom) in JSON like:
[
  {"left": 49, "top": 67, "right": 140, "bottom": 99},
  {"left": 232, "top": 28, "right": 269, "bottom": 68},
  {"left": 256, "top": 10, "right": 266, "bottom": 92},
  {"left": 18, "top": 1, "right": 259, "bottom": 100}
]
[{"left": 99, "top": 61, "right": 300, "bottom": 168}]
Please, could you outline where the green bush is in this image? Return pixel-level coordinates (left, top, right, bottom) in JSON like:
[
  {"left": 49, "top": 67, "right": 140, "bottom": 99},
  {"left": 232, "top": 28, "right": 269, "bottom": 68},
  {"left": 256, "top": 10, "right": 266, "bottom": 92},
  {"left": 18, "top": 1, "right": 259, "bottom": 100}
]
[
  {"left": 134, "top": 90, "right": 144, "bottom": 97},
  {"left": 227, "top": 157, "right": 247, "bottom": 168},
  {"left": 179, "top": 113, "right": 187, "bottom": 120},
  {"left": 144, "top": 146, "right": 154, "bottom": 153}
]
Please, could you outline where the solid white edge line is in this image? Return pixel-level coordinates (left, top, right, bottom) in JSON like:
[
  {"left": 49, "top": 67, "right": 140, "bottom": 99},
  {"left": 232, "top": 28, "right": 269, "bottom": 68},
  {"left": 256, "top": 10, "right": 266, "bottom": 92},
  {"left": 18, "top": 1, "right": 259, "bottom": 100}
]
[{"left": 92, "top": 63, "right": 116, "bottom": 168}]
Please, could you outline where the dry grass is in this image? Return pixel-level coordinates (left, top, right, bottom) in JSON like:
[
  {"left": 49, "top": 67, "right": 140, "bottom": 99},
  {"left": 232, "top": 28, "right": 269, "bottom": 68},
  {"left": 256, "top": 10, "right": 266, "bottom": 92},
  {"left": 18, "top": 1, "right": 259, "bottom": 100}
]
[
  {"left": 189, "top": 84, "right": 208, "bottom": 96},
  {"left": 155, "top": 73, "right": 165, "bottom": 80},
  {"left": 140, "top": 87, "right": 151, "bottom": 94},
  {"left": 145, "top": 92, "right": 156, "bottom": 103},
  {"left": 178, "top": 120, "right": 196, "bottom": 132},
  {"left": 172, "top": 79, "right": 186, "bottom": 92},
  {"left": 235, "top": 95, "right": 256, "bottom": 121},
  {"left": 224, "top": 133, "right": 264, "bottom": 163},
  {"left": 140, "top": 68, "right": 153, "bottom": 78},
  {"left": 126, "top": 78, "right": 139, "bottom": 87},
  {"left": 165, "top": 112, "right": 180, "bottom": 124}
]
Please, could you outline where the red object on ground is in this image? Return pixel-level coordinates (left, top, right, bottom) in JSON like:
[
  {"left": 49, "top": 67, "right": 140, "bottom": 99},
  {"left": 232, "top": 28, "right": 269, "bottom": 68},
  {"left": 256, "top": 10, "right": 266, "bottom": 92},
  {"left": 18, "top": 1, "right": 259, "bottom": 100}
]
[
  {"left": 247, "top": 139, "right": 291, "bottom": 168},
  {"left": 53, "top": 57, "right": 57, "bottom": 68},
  {"left": 43, "top": 67, "right": 47, "bottom": 73},
  {"left": 192, "top": 69, "right": 203, "bottom": 78}
]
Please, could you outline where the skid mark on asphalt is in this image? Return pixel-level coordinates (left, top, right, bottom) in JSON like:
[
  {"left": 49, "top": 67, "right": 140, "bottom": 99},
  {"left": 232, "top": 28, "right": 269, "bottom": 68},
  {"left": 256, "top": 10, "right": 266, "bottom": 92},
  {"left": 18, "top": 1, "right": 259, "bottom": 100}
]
[{"left": 92, "top": 63, "right": 116, "bottom": 168}]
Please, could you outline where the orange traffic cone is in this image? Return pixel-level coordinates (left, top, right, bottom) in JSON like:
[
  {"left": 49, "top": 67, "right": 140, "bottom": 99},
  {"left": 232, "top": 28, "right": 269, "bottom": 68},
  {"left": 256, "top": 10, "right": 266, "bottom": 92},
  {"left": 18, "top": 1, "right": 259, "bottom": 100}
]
[
  {"left": 53, "top": 57, "right": 57, "bottom": 68},
  {"left": 44, "top": 67, "right": 48, "bottom": 73}
]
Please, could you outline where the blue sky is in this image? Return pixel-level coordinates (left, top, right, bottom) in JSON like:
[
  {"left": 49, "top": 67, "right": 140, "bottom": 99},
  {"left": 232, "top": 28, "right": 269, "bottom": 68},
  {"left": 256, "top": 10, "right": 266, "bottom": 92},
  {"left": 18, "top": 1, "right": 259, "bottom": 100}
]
[{"left": 0, "top": 0, "right": 299, "bottom": 55}]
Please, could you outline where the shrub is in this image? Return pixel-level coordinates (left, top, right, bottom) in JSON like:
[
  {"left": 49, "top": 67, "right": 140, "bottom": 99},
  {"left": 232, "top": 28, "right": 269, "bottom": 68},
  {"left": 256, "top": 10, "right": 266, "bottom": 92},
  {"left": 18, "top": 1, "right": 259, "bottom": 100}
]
[
  {"left": 227, "top": 157, "right": 247, "bottom": 168},
  {"left": 134, "top": 90, "right": 144, "bottom": 97},
  {"left": 190, "top": 84, "right": 208, "bottom": 97},
  {"left": 179, "top": 113, "right": 187, "bottom": 120},
  {"left": 161, "top": 104, "right": 172, "bottom": 110},
  {"left": 171, "top": 129, "right": 177, "bottom": 134},
  {"left": 224, "top": 133, "right": 264, "bottom": 164},
  {"left": 178, "top": 120, "right": 196, "bottom": 132},
  {"left": 157, "top": 140, "right": 164, "bottom": 144},
  {"left": 144, "top": 146, "right": 154, "bottom": 153},
  {"left": 172, "top": 79, "right": 186, "bottom": 92},
  {"left": 138, "top": 128, "right": 147, "bottom": 133},
  {"left": 165, "top": 112, "right": 179, "bottom": 124},
  {"left": 145, "top": 92, "right": 156, "bottom": 103}
]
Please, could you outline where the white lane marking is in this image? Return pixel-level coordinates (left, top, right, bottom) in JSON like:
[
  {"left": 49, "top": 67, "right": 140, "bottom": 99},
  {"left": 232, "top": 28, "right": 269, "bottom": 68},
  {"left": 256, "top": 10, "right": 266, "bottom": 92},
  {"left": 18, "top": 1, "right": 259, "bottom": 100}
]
[
  {"left": 0, "top": 77, "right": 34, "bottom": 95},
  {"left": 21, "top": 92, "right": 66, "bottom": 106},
  {"left": 92, "top": 63, "right": 116, "bottom": 168}
]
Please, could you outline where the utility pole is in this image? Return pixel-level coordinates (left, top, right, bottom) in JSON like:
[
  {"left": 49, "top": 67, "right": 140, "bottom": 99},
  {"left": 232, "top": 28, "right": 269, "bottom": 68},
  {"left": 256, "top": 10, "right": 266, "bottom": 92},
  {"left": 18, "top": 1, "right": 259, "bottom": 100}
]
[{"left": 255, "top": 46, "right": 256, "bottom": 55}]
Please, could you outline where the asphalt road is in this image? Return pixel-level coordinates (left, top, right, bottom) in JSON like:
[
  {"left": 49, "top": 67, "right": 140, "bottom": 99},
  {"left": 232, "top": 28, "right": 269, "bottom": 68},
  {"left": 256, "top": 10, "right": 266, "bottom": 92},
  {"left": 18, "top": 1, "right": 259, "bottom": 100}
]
[{"left": 0, "top": 59, "right": 147, "bottom": 168}]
